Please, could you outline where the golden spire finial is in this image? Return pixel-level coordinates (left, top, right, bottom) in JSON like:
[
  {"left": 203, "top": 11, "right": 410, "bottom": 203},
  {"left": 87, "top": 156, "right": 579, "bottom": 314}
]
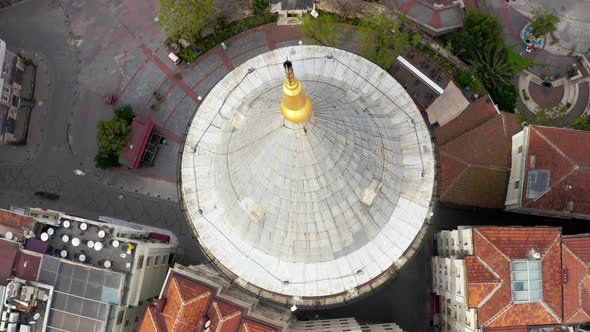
[{"left": 280, "top": 60, "right": 312, "bottom": 124}]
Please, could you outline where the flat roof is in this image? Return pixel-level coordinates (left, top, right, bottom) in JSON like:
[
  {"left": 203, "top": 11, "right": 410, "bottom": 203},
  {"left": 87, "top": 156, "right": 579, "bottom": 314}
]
[
  {"left": 39, "top": 256, "right": 124, "bottom": 332},
  {"left": 37, "top": 215, "right": 136, "bottom": 273}
]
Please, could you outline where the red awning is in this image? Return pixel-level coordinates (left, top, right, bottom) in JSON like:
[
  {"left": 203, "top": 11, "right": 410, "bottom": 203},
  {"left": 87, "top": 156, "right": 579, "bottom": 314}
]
[{"left": 120, "top": 117, "right": 155, "bottom": 168}]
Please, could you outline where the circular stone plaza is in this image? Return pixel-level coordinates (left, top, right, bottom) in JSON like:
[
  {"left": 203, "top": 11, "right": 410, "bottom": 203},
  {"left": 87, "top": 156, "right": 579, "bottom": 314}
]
[{"left": 180, "top": 45, "right": 435, "bottom": 307}]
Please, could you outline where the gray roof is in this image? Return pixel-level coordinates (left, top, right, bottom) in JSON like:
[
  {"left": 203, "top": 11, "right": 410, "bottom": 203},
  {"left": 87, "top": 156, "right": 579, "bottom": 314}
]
[
  {"left": 180, "top": 46, "right": 435, "bottom": 302},
  {"left": 39, "top": 256, "right": 125, "bottom": 332}
]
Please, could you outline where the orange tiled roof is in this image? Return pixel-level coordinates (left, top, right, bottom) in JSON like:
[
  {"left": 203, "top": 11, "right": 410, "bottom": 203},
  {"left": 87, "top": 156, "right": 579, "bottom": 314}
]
[
  {"left": 436, "top": 97, "right": 520, "bottom": 209},
  {"left": 522, "top": 126, "right": 590, "bottom": 216},
  {"left": 137, "top": 271, "right": 282, "bottom": 332},
  {"left": 562, "top": 237, "right": 590, "bottom": 323},
  {"left": 239, "top": 318, "right": 281, "bottom": 332},
  {"left": 467, "top": 227, "right": 563, "bottom": 328},
  {"left": 466, "top": 256, "right": 500, "bottom": 308},
  {"left": 208, "top": 298, "right": 244, "bottom": 332}
]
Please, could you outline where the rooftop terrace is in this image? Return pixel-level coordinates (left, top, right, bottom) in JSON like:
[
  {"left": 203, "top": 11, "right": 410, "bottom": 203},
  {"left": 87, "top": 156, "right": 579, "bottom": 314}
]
[{"left": 34, "top": 215, "right": 136, "bottom": 273}]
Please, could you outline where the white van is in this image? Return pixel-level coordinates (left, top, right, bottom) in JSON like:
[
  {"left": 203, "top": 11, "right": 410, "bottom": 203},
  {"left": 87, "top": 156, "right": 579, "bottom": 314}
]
[{"left": 167, "top": 52, "right": 181, "bottom": 65}]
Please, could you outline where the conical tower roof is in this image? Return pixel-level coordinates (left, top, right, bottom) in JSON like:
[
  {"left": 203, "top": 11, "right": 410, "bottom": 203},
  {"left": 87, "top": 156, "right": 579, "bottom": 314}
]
[{"left": 181, "top": 46, "right": 435, "bottom": 307}]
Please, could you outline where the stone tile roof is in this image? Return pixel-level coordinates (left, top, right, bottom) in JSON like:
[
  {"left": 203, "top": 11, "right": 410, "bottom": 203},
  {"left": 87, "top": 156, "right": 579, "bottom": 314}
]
[
  {"left": 138, "top": 271, "right": 281, "bottom": 332},
  {"left": 522, "top": 126, "right": 590, "bottom": 217},
  {"left": 562, "top": 236, "right": 590, "bottom": 323},
  {"left": 468, "top": 227, "right": 563, "bottom": 328},
  {"left": 436, "top": 97, "right": 521, "bottom": 208},
  {"left": 395, "top": 0, "right": 464, "bottom": 34}
]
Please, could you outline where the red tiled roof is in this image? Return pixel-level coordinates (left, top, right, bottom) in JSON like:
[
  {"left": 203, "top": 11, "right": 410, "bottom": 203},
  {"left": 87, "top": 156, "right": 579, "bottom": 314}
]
[
  {"left": 119, "top": 117, "right": 154, "bottom": 169},
  {"left": 466, "top": 256, "right": 501, "bottom": 308},
  {"left": 435, "top": 96, "right": 499, "bottom": 146},
  {"left": 137, "top": 306, "right": 161, "bottom": 332},
  {"left": 208, "top": 298, "right": 244, "bottom": 332},
  {"left": 483, "top": 327, "right": 527, "bottom": 332},
  {"left": 468, "top": 227, "right": 563, "bottom": 328},
  {"left": 522, "top": 126, "right": 590, "bottom": 217},
  {"left": 436, "top": 97, "right": 520, "bottom": 209},
  {"left": 0, "top": 209, "right": 34, "bottom": 240},
  {"left": 562, "top": 237, "right": 590, "bottom": 323},
  {"left": 14, "top": 250, "right": 41, "bottom": 282},
  {"left": 0, "top": 239, "right": 18, "bottom": 285},
  {"left": 138, "top": 271, "right": 281, "bottom": 332},
  {"left": 239, "top": 318, "right": 281, "bottom": 332}
]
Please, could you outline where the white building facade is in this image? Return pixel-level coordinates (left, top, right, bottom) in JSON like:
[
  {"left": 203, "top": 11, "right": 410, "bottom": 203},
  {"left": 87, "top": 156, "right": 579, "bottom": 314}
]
[{"left": 432, "top": 228, "right": 477, "bottom": 332}]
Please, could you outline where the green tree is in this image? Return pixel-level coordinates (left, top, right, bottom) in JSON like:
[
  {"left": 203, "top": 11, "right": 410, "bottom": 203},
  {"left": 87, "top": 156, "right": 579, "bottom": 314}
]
[
  {"left": 159, "top": 0, "right": 217, "bottom": 38},
  {"left": 531, "top": 8, "right": 560, "bottom": 37},
  {"left": 470, "top": 49, "right": 517, "bottom": 112},
  {"left": 450, "top": 10, "right": 503, "bottom": 62},
  {"left": 95, "top": 152, "right": 120, "bottom": 169},
  {"left": 489, "top": 83, "right": 517, "bottom": 112},
  {"left": 97, "top": 118, "right": 132, "bottom": 156},
  {"left": 360, "top": 13, "right": 409, "bottom": 69},
  {"left": 114, "top": 105, "right": 134, "bottom": 125},
  {"left": 470, "top": 49, "right": 515, "bottom": 92},
  {"left": 252, "top": 0, "right": 270, "bottom": 16},
  {"left": 301, "top": 14, "right": 338, "bottom": 46}
]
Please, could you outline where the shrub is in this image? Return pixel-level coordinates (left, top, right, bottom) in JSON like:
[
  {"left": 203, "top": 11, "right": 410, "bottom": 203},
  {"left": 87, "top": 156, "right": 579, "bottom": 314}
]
[
  {"left": 457, "top": 70, "right": 474, "bottom": 87},
  {"left": 409, "top": 33, "right": 422, "bottom": 47},
  {"left": 252, "top": 0, "right": 269, "bottom": 16},
  {"left": 179, "top": 48, "right": 198, "bottom": 63},
  {"left": 34, "top": 191, "right": 60, "bottom": 200}
]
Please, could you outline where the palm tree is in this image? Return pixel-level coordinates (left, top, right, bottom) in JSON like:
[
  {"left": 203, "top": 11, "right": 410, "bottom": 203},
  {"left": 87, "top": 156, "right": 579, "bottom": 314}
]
[
  {"left": 469, "top": 49, "right": 515, "bottom": 93},
  {"left": 531, "top": 8, "right": 560, "bottom": 38}
]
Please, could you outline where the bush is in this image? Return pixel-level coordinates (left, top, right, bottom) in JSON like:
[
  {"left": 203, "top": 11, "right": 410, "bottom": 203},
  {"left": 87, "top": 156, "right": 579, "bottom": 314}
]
[
  {"left": 490, "top": 83, "right": 518, "bottom": 112},
  {"left": 34, "top": 192, "right": 60, "bottom": 200},
  {"left": 457, "top": 70, "right": 474, "bottom": 86},
  {"left": 409, "top": 33, "right": 421, "bottom": 47},
  {"left": 179, "top": 48, "right": 198, "bottom": 63},
  {"left": 571, "top": 115, "right": 590, "bottom": 131},
  {"left": 114, "top": 105, "right": 134, "bottom": 125}
]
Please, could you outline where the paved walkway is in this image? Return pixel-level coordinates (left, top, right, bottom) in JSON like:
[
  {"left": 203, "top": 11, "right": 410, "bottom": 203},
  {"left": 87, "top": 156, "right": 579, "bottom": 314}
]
[{"left": 482, "top": 0, "right": 575, "bottom": 77}]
